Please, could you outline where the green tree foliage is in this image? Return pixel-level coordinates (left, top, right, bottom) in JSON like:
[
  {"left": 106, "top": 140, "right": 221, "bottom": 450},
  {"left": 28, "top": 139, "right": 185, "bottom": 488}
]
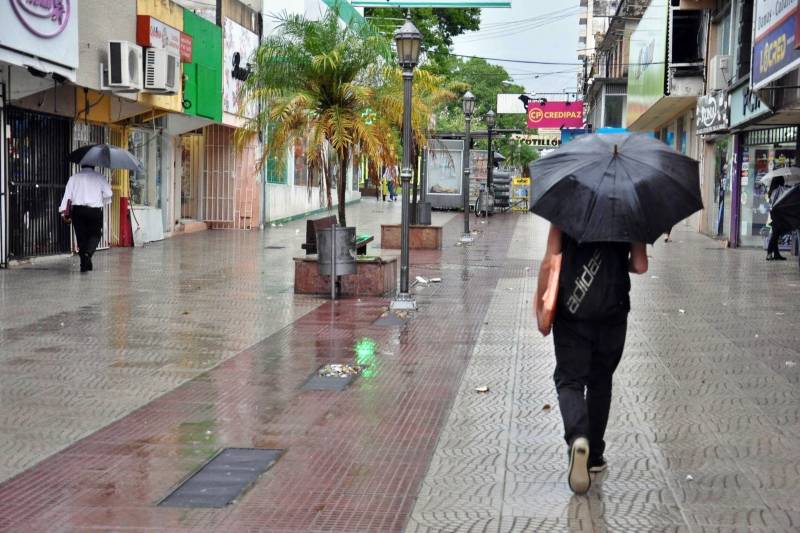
[
  {"left": 364, "top": 7, "right": 480, "bottom": 73},
  {"left": 240, "top": 8, "right": 452, "bottom": 226},
  {"left": 435, "top": 57, "right": 538, "bottom": 175}
]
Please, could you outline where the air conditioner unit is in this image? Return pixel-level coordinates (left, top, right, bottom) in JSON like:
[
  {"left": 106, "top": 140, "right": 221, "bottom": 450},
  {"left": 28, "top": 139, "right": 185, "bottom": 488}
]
[
  {"left": 144, "top": 48, "right": 180, "bottom": 94},
  {"left": 108, "top": 41, "right": 143, "bottom": 90},
  {"left": 708, "top": 55, "right": 731, "bottom": 91}
]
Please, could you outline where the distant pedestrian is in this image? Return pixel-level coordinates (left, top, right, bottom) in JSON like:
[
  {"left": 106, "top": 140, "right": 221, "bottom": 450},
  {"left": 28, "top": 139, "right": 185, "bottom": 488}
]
[
  {"left": 59, "top": 165, "right": 112, "bottom": 272},
  {"left": 388, "top": 178, "right": 396, "bottom": 202},
  {"left": 381, "top": 175, "right": 389, "bottom": 202},
  {"left": 767, "top": 175, "right": 788, "bottom": 261},
  {"left": 536, "top": 224, "right": 648, "bottom": 494}
]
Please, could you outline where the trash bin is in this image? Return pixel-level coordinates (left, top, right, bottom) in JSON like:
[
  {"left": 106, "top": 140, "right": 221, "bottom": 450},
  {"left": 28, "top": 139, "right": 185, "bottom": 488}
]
[
  {"left": 417, "top": 202, "right": 432, "bottom": 225},
  {"left": 317, "top": 225, "right": 356, "bottom": 277}
]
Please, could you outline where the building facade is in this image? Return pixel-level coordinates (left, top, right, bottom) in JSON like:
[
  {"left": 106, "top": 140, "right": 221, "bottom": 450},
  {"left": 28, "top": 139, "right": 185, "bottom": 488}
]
[{"left": 0, "top": 0, "right": 364, "bottom": 267}]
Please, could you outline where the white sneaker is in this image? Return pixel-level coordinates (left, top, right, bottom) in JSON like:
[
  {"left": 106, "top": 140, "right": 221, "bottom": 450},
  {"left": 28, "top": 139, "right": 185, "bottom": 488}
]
[{"left": 568, "top": 437, "right": 591, "bottom": 494}]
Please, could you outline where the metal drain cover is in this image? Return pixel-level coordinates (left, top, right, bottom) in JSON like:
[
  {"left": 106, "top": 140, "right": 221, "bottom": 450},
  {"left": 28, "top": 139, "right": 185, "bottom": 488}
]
[
  {"left": 302, "top": 366, "right": 359, "bottom": 391},
  {"left": 159, "top": 448, "right": 283, "bottom": 508},
  {"left": 265, "top": 245, "right": 286, "bottom": 249}
]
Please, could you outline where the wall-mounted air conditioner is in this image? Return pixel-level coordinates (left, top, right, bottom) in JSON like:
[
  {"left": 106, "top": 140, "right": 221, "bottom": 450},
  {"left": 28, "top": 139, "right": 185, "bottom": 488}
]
[
  {"left": 708, "top": 55, "right": 731, "bottom": 92},
  {"left": 144, "top": 48, "right": 180, "bottom": 94},
  {"left": 100, "top": 41, "right": 143, "bottom": 93}
]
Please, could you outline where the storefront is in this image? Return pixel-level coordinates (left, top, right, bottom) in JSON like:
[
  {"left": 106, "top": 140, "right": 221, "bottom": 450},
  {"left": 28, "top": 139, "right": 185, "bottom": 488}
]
[
  {"left": 1, "top": 0, "right": 78, "bottom": 265},
  {"left": 696, "top": 91, "right": 731, "bottom": 238},
  {"left": 737, "top": 127, "right": 796, "bottom": 248}
]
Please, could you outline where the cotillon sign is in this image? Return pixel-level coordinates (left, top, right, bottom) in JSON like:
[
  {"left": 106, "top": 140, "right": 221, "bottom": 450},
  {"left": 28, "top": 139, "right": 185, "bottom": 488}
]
[{"left": 527, "top": 100, "right": 584, "bottom": 129}]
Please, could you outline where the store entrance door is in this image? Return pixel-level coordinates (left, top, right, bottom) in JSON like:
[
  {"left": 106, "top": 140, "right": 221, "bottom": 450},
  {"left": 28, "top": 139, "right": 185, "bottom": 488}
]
[
  {"left": 6, "top": 107, "right": 72, "bottom": 260},
  {"left": 180, "top": 133, "right": 203, "bottom": 220}
]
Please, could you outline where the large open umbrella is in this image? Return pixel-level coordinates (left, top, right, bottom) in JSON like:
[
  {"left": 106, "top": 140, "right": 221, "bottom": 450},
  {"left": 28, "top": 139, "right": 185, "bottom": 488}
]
[
  {"left": 68, "top": 144, "right": 143, "bottom": 171},
  {"left": 529, "top": 133, "right": 703, "bottom": 244},
  {"left": 759, "top": 167, "right": 800, "bottom": 189},
  {"left": 770, "top": 184, "right": 800, "bottom": 230}
]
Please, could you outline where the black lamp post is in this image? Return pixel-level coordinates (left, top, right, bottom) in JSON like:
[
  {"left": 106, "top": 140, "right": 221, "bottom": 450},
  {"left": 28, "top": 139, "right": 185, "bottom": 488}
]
[
  {"left": 486, "top": 110, "right": 496, "bottom": 193},
  {"left": 461, "top": 91, "right": 476, "bottom": 243},
  {"left": 390, "top": 17, "right": 422, "bottom": 311}
]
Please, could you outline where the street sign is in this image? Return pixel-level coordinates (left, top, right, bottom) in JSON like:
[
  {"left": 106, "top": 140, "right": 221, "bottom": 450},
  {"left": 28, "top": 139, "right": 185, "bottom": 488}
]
[{"left": 352, "top": 1, "right": 511, "bottom": 6}]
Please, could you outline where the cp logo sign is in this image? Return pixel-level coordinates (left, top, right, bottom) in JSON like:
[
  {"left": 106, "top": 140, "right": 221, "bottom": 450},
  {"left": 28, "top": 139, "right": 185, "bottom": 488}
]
[{"left": 528, "top": 107, "right": 544, "bottom": 123}]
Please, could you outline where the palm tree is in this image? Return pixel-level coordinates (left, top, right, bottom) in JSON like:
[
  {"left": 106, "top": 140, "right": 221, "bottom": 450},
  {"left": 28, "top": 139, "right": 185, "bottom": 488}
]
[{"left": 241, "top": 7, "right": 398, "bottom": 226}]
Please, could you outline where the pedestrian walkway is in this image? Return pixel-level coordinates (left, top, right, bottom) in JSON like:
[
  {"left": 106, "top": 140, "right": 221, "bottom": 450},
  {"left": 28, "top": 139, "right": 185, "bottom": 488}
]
[{"left": 0, "top": 200, "right": 798, "bottom": 531}]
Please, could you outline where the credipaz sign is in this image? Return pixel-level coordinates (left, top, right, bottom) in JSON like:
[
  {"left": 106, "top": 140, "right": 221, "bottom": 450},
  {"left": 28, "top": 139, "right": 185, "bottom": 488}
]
[{"left": 526, "top": 101, "right": 583, "bottom": 129}]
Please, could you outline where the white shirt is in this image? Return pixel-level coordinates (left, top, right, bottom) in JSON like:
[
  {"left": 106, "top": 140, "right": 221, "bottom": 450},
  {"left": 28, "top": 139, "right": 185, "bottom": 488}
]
[{"left": 59, "top": 170, "right": 113, "bottom": 212}]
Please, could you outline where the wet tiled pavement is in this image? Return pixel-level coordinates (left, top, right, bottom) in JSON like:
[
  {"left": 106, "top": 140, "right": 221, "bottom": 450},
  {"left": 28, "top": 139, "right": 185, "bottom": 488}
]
[{"left": 0, "top": 199, "right": 799, "bottom": 532}]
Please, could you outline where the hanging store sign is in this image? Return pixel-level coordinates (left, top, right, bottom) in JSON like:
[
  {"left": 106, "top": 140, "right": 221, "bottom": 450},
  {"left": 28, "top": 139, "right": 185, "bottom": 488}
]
[
  {"left": 729, "top": 83, "right": 771, "bottom": 127},
  {"left": 0, "top": 0, "right": 79, "bottom": 77},
  {"left": 351, "top": 1, "right": 510, "bottom": 6},
  {"left": 510, "top": 133, "right": 562, "bottom": 147},
  {"left": 695, "top": 92, "right": 729, "bottom": 134},
  {"left": 752, "top": 0, "right": 800, "bottom": 89},
  {"left": 527, "top": 101, "right": 583, "bottom": 129},
  {"left": 137, "top": 15, "right": 193, "bottom": 63}
]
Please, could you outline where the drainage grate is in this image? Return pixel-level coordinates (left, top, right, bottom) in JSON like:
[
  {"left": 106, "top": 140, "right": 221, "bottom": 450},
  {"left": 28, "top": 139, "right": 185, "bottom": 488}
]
[
  {"left": 159, "top": 448, "right": 283, "bottom": 508},
  {"left": 302, "top": 367, "right": 358, "bottom": 391},
  {"left": 265, "top": 245, "right": 286, "bottom": 250}
]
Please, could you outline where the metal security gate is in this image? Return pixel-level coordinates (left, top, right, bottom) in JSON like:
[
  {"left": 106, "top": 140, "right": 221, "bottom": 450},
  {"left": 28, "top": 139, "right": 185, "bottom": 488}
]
[
  {"left": 0, "top": 87, "right": 8, "bottom": 268},
  {"left": 72, "top": 123, "right": 112, "bottom": 251},
  {"left": 7, "top": 107, "right": 72, "bottom": 260}
]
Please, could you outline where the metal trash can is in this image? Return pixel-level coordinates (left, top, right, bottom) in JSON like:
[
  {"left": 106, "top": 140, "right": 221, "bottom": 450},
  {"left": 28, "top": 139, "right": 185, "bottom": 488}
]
[
  {"left": 317, "top": 225, "right": 356, "bottom": 277},
  {"left": 416, "top": 202, "right": 432, "bottom": 225}
]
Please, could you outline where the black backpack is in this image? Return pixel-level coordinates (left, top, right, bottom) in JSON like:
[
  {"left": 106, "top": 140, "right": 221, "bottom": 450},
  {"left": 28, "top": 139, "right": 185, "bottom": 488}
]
[{"left": 557, "top": 235, "right": 631, "bottom": 321}]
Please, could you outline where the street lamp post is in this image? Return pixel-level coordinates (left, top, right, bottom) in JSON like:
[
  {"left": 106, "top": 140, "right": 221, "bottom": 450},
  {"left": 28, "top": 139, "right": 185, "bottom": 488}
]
[
  {"left": 486, "top": 110, "right": 495, "bottom": 192},
  {"left": 461, "top": 91, "right": 476, "bottom": 243},
  {"left": 390, "top": 17, "right": 422, "bottom": 312}
]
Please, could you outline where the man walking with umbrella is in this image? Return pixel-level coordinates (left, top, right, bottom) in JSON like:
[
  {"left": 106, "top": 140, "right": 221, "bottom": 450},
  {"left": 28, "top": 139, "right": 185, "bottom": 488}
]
[
  {"left": 62, "top": 143, "right": 142, "bottom": 272},
  {"left": 531, "top": 133, "right": 703, "bottom": 494},
  {"left": 60, "top": 165, "right": 112, "bottom": 272}
]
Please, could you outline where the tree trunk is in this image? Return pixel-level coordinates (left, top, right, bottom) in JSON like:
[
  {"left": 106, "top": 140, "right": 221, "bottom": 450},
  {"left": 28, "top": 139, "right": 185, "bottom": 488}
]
[{"left": 337, "top": 149, "right": 348, "bottom": 226}]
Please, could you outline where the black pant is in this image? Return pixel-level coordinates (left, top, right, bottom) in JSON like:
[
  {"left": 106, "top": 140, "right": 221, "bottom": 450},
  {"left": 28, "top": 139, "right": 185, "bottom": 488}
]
[
  {"left": 552, "top": 314, "right": 627, "bottom": 460},
  {"left": 71, "top": 205, "right": 103, "bottom": 265},
  {"left": 767, "top": 224, "right": 787, "bottom": 257}
]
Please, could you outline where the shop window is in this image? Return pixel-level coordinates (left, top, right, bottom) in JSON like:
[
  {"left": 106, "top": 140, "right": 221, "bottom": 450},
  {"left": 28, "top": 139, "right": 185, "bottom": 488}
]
[
  {"left": 603, "top": 94, "right": 625, "bottom": 128},
  {"left": 293, "top": 138, "right": 307, "bottom": 186},
  {"left": 266, "top": 124, "right": 287, "bottom": 184},
  {"left": 672, "top": 10, "right": 704, "bottom": 64},
  {"left": 734, "top": 0, "right": 753, "bottom": 80}
]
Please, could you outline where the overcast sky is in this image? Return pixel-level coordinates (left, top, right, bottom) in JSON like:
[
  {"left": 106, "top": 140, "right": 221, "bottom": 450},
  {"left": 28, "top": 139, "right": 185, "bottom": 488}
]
[{"left": 451, "top": 1, "right": 582, "bottom": 98}]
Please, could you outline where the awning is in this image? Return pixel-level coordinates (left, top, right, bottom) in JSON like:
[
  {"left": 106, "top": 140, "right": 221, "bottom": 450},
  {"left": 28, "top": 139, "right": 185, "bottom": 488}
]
[{"left": 627, "top": 95, "right": 698, "bottom": 132}]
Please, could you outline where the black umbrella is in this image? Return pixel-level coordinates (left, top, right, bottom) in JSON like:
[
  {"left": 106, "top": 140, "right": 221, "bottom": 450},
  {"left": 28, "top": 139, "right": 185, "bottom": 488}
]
[
  {"left": 771, "top": 184, "right": 800, "bottom": 230},
  {"left": 68, "top": 144, "right": 143, "bottom": 171},
  {"left": 529, "top": 133, "right": 703, "bottom": 244}
]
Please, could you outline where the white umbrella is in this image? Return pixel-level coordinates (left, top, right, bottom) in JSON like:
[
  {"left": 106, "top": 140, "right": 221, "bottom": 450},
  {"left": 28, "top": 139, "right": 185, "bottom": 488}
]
[{"left": 759, "top": 167, "right": 800, "bottom": 188}]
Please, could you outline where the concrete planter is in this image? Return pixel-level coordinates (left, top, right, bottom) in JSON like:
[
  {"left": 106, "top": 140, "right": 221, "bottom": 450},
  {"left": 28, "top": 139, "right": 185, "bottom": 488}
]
[
  {"left": 380, "top": 224, "right": 443, "bottom": 250},
  {"left": 293, "top": 255, "right": 397, "bottom": 297}
]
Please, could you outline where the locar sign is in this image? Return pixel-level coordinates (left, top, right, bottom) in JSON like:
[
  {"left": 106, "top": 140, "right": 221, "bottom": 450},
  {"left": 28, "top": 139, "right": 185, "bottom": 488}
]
[{"left": 527, "top": 101, "right": 583, "bottom": 129}]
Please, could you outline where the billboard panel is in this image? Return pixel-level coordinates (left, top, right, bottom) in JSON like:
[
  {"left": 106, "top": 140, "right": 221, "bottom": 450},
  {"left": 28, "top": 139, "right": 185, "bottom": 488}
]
[
  {"left": 526, "top": 101, "right": 583, "bottom": 129},
  {"left": 626, "top": 0, "right": 668, "bottom": 126}
]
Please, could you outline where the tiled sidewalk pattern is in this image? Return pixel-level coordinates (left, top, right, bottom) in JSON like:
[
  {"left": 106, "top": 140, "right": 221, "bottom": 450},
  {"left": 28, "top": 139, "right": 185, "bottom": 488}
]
[
  {"left": 0, "top": 203, "right": 509, "bottom": 532},
  {"left": 0, "top": 200, "right": 798, "bottom": 532},
  {"left": 406, "top": 216, "right": 800, "bottom": 532}
]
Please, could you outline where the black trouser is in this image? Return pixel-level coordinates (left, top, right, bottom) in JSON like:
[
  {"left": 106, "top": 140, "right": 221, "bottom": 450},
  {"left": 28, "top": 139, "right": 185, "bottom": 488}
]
[
  {"left": 71, "top": 205, "right": 103, "bottom": 265},
  {"left": 552, "top": 314, "right": 628, "bottom": 460},
  {"left": 767, "top": 223, "right": 787, "bottom": 257}
]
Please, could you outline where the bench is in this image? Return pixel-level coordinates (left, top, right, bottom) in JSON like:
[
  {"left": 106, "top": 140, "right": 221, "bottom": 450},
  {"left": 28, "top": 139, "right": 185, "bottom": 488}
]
[{"left": 300, "top": 215, "right": 373, "bottom": 255}]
